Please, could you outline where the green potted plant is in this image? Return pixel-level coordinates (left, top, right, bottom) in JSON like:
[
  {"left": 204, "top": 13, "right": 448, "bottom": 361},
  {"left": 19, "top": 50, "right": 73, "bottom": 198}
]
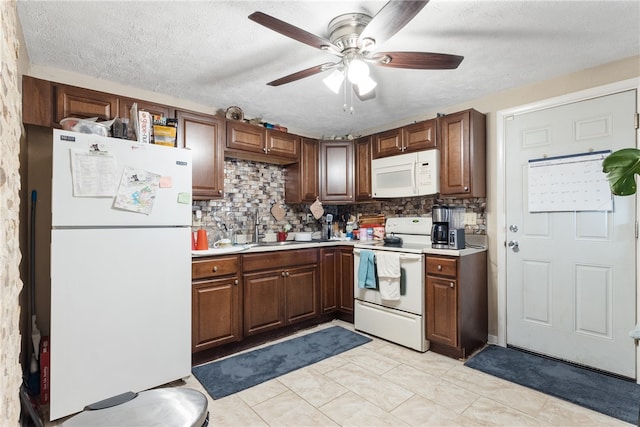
[{"left": 602, "top": 148, "right": 640, "bottom": 195}]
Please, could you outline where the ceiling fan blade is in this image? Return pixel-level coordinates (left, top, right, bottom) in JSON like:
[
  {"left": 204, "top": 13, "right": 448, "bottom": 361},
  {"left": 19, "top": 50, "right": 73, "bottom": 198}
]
[
  {"left": 358, "top": 0, "right": 429, "bottom": 52},
  {"left": 370, "top": 52, "right": 463, "bottom": 69},
  {"left": 267, "top": 62, "right": 337, "bottom": 86},
  {"left": 249, "top": 12, "right": 342, "bottom": 55}
]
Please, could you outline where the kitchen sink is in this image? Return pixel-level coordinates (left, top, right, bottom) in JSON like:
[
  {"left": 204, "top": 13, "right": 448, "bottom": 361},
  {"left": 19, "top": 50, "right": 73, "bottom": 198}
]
[
  {"left": 251, "top": 241, "right": 304, "bottom": 247},
  {"left": 247, "top": 239, "right": 330, "bottom": 248}
]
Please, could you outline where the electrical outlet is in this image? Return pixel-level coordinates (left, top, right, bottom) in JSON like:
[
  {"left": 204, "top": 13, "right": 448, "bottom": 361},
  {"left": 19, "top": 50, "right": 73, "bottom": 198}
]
[
  {"left": 465, "top": 212, "right": 477, "bottom": 225},
  {"left": 305, "top": 213, "right": 313, "bottom": 223}
]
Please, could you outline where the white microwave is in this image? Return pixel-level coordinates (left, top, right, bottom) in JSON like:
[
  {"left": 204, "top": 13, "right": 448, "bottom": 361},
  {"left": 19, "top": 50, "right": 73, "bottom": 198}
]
[{"left": 371, "top": 149, "right": 440, "bottom": 198}]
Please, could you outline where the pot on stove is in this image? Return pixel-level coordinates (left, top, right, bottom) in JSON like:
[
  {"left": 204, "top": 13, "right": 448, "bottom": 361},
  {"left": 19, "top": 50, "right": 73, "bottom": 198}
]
[{"left": 383, "top": 235, "right": 403, "bottom": 247}]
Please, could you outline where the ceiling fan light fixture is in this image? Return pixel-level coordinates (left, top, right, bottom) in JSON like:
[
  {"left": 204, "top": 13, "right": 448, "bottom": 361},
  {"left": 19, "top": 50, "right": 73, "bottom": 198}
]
[
  {"left": 323, "top": 68, "right": 345, "bottom": 94},
  {"left": 355, "top": 74, "right": 377, "bottom": 96},
  {"left": 347, "top": 58, "right": 370, "bottom": 84}
]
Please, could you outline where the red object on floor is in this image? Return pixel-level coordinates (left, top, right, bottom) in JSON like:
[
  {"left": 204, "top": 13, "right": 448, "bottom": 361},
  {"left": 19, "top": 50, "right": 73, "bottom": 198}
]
[{"left": 40, "top": 336, "right": 50, "bottom": 405}]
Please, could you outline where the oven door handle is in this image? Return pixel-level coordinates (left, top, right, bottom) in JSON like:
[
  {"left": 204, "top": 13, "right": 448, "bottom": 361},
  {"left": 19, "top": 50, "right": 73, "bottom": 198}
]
[
  {"left": 354, "top": 248, "right": 423, "bottom": 262},
  {"left": 398, "top": 254, "right": 422, "bottom": 261}
]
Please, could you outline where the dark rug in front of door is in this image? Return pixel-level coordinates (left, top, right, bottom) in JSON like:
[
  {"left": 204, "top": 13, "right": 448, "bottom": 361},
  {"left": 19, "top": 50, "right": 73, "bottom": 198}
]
[
  {"left": 192, "top": 326, "right": 371, "bottom": 399},
  {"left": 464, "top": 345, "right": 640, "bottom": 424}
]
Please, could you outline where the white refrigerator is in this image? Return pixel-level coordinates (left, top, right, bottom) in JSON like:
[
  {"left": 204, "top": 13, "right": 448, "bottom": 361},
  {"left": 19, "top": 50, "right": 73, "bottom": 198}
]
[{"left": 49, "top": 129, "right": 192, "bottom": 420}]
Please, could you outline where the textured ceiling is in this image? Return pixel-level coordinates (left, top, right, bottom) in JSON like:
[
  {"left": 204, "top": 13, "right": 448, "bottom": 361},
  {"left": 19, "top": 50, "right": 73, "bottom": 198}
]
[{"left": 17, "top": 0, "right": 640, "bottom": 139}]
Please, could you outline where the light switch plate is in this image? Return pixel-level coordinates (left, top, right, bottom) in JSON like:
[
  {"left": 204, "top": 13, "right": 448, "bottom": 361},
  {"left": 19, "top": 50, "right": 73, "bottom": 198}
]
[{"left": 465, "top": 212, "right": 477, "bottom": 225}]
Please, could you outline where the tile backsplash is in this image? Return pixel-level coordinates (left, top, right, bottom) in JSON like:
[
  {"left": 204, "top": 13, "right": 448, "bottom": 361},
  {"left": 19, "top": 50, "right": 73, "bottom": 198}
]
[{"left": 192, "top": 158, "right": 486, "bottom": 244}]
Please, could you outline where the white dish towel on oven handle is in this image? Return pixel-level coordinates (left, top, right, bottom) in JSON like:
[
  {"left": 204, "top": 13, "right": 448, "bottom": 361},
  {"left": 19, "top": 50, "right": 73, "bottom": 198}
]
[{"left": 376, "top": 251, "right": 401, "bottom": 301}]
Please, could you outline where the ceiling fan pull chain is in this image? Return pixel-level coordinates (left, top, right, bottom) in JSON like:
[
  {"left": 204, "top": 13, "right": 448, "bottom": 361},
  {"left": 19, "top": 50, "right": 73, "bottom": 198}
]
[
  {"left": 350, "top": 84, "right": 354, "bottom": 115},
  {"left": 342, "top": 77, "right": 348, "bottom": 112}
]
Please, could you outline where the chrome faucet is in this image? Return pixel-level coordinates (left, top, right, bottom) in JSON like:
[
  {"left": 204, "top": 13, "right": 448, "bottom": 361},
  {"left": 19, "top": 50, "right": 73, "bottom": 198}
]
[{"left": 254, "top": 209, "right": 262, "bottom": 243}]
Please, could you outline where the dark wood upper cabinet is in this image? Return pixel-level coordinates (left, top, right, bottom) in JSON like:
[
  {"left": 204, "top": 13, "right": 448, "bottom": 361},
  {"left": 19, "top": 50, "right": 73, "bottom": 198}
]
[
  {"left": 285, "top": 137, "right": 319, "bottom": 204},
  {"left": 176, "top": 110, "right": 225, "bottom": 200},
  {"left": 403, "top": 119, "right": 437, "bottom": 152},
  {"left": 226, "top": 121, "right": 299, "bottom": 164},
  {"left": 319, "top": 140, "right": 354, "bottom": 203},
  {"left": 54, "top": 84, "right": 118, "bottom": 123},
  {"left": 22, "top": 76, "right": 53, "bottom": 126},
  {"left": 372, "top": 119, "right": 437, "bottom": 159},
  {"left": 118, "top": 98, "right": 173, "bottom": 121},
  {"left": 266, "top": 129, "right": 299, "bottom": 159},
  {"left": 373, "top": 127, "right": 403, "bottom": 158},
  {"left": 439, "top": 109, "right": 486, "bottom": 198},
  {"left": 226, "top": 121, "right": 265, "bottom": 154},
  {"left": 354, "top": 136, "right": 373, "bottom": 202}
]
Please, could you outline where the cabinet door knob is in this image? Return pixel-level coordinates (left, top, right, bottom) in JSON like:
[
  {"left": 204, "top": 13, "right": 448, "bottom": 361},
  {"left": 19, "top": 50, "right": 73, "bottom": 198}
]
[
  {"left": 464, "top": 186, "right": 469, "bottom": 191},
  {"left": 234, "top": 279, "right": 238, "bottom": 285},
  {"left": 437, "top": 264, "right": 442, "bottom": 271},
  {"left": 285, "top": 271, "right": 290, "bottom": 277},
  {"left": 281, "top": 271, "right": 286, "bottom": 277},
  {"left": 450, "top": 282, "right": 454, "bottom": 288},
  {"left": 263, "top": 147, "right": 268, "bottom": 153},
  {"left": 212, "top": 266, "right": 218, "bottom": 272}
]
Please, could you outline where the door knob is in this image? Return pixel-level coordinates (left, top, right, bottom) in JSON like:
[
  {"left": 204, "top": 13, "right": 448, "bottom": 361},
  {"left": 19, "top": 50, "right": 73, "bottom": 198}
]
[{"left": 508, "top": 240, "right": 519, "bottom": 252}]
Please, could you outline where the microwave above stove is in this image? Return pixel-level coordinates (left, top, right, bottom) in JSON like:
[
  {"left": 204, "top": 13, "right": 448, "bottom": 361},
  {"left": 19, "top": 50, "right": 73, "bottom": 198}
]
[{"left": 371, "top": 149, "right": 440, "bottom": 198}]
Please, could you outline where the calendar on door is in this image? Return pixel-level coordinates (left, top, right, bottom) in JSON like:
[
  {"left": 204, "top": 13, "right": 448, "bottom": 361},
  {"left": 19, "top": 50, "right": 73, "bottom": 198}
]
[{"left": 528, "top": 150, "right": 613, "bottom": 212}]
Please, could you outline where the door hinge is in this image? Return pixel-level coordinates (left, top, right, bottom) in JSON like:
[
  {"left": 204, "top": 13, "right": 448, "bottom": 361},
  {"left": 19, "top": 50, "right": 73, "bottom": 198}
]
[
  {"left": 636, "top": 221, "right": 638, "bottom": 239},
  {"left": 635, "top": 112, "right": 639, "bottom": 130}
]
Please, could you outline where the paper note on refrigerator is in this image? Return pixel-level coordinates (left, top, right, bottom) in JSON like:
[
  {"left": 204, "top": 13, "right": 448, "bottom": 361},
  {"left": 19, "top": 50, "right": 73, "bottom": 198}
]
[
  {"left": 113, "top": 167, "right": 161, "bottom": 215},
  {"left": 70, "top": 149, "right": 118, "bottom": 197}
]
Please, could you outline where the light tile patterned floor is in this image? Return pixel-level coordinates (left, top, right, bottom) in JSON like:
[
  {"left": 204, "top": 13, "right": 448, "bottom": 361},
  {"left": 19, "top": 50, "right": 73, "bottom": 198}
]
[
  {"left": 182, "top": 320, "right": 632, "bottom": 427},
  {"left": 45, "top": 319, "right": 632, "bottom": 426}
]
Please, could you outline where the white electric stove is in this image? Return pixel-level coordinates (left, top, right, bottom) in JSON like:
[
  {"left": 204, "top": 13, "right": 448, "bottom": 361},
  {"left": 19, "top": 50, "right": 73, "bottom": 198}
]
[{"left": 353, "top": 217, "right": 432, "bottom": 352}]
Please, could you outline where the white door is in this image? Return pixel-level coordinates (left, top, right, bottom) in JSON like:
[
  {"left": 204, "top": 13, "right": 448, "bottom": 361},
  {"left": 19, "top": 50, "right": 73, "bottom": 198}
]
[{"left": 505, "top": 90, "right": 637, "bottom": 378}]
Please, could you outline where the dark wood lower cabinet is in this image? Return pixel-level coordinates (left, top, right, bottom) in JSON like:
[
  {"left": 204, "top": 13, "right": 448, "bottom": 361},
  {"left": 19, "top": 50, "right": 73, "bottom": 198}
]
[
  {"left": 243, "top": 270, "right": 286, "bottom": 336},
  {"left": 191, "top": 255, "right": 242, "bottom": 353},
  {"left": 425, "top": 252, "right": 487, "bottom": 359},
  {"left": 192, "top": 246, "right": 358, "bottom": 363},
  {"left": 338, "top": 248, "right": 354, "bottom": 320},
  {"left": 320, "top": 247, "right": 354, "bottom": 321},
  {"left": 285, "top": 265, "right": 319, "bottom": 323},
  {"left": 242, "top": 249, "right": 319, "bottom": 337},
  {"left": 320, "top": 249, "right": 338, "bottom": 314},
  {"left": 192, "top": 277, "right": 241, "bottom": 352}
]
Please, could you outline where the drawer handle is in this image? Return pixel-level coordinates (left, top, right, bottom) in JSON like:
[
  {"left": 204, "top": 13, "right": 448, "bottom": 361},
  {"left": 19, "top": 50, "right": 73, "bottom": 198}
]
[
  {"left": 437, "top": 264, "right": 442, "bottom": 271},
  {"left": 212, "top": 266, "right": 218, "bottom": 272},
  {"left": 234, "top": 279, "right": 238, "bottom": 285},
  {"left": 450, "top": 282, "right": 454, "bottom": 288}
]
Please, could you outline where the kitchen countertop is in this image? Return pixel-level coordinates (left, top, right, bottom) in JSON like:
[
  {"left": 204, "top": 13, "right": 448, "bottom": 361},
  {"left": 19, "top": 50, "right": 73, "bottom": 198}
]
[{"left": 191, "top": 238, "right": 487, "bottom": 257}]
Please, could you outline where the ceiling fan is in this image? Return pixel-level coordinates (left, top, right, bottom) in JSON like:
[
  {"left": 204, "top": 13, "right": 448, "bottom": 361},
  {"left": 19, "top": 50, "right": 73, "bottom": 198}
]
[{"left": 248, "top": 0, "right": 463, "bottom": 102}]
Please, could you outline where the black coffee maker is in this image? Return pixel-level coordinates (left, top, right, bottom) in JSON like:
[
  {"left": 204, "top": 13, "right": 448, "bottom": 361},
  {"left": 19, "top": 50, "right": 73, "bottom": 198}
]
[{"left": 431, "top": 205, "right": 450, "bottom": 249}]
